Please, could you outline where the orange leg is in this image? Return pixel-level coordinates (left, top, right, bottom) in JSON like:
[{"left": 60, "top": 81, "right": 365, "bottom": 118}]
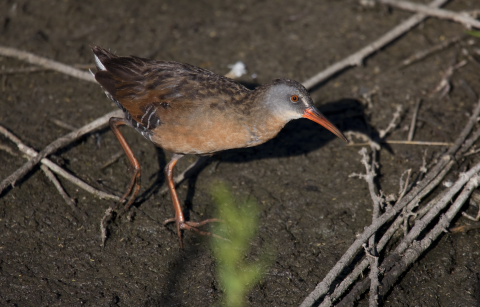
[
  {"left": 109, "top": 117, "right": 141, "bottom": 212},
  {"left": 164, "top": 154, "right": 224, "bottom": 248}
]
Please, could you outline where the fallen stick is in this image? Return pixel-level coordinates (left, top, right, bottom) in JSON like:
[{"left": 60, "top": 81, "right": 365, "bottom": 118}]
[
  {"left": 397, "top": 35, "right": 462, "bottom": 69},
  {"left": 408, "top": 99, "right": 422, "bottom": 141},
  {"left": 301, "top": 0, "right": 450, "bottom": 89},
  {"left": 378, "top": 0, "right": 480, "bottom": 30},
  {"left": 379, "top": 174, "right": 479, "bottom": 293},
  {"left": 0, "top": 124, "right": 120, "bottom": 201},
  {"left": 0, "top": 45, "right": 95, "bottom": 83},
  {"left": 0, "top": 66, "right": 48, "bottom": 75},
  {"left": 338, "top": 170, "right": 480, "bottom": 305},
  {"left": 0, "top": 143, "right": 17, "bottom": 156},
  {"left": 40, "top": 164, "right": 88, "bottom": 222},
  {"left": 100, "top": 207, "right": 114, "bottom": 247},
  {"left": 347, "top": 140, "right": 454, "bottom": 146},
  {"left": 378, "top": 105, "right": 402, "bottom": 139},
  {"left": 449, "top": 222, "right": 480, "bottom": 233},
  {"left": 0, "top": 109, "right": 123, "bottom": 194},
  {"left": 300, "top": 96, "right": 480, "bottom": 307},
  {"left": 322, "top": 100, "right": 480, "bottom": 306},
  {"left": 349, "top": 148, "right": 383, "bottom": 307}
]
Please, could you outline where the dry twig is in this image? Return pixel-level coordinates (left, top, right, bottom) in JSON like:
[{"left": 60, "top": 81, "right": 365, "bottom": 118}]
[
  {"left": 49, "top": 118, "right": 77, "bottom": 131},
  {"left": 40, "top": 164, "right": 87, "bottom": 221},
  {"left": 0, "top": 113, "right": 122, "bottom": 199},
  {"left": 449, "top": 222, "right": 480, "bottom": 233},
  {"left": 0, "top": 45, "right": 95, "bottom": 82},
  {"left": 431, "top": 60, "right": 467, "bottom": 98},
  {"left": 339, "top": 169, "right": 480, "bottom": 306},
  {"left": 377, "top": 0, "right": 480, "bottom": 30},
  {"left": 100, "top": 207, "right": 114, "bottom": 247},
  {"left": 336, "top": 101, "right": 480, "bottom": 305},
  {"left": 349, "top": 148, "right": 383, "bottom": 307},
  {"left": 397, "top": 35, "right": 463, "bottom": 69},
  {"left": 408, "top": 99, "right": 422, "bottom": 141},
  {"left": 378, "top": 105, "right": 402, "bottom": 139},
  {"left": 301, "top": 0, "right": 450, "bottom": 90},
  {"left": 302, "top": 97, "right": 480, "bottom": 307},
  {"left": 0, "top": 143, "right": 17, "bottom": 156},
  {"left": 347, "top": 140, "right": 453, "bottom": 146},
  {"left": 0, "top": 66, "right": 48, "bottom": 75},
  {"left": 100, "top": 151, "right": 125, "bottom": 170},
  {"left": 378, "top": 173, "right": 480, "bottom": 296},
  {"left": 336, "top": 121, "right": 480, "bottom": 305}
]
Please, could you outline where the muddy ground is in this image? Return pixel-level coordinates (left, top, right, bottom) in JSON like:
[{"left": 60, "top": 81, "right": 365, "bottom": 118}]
[{"left": 1, "top": 0, "right": 480, "bottom": 306}]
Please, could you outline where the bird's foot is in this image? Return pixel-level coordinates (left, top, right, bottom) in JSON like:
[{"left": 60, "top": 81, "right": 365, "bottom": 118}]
[{"left": 163, "top": 218, "right": 227, "bottom": 248}]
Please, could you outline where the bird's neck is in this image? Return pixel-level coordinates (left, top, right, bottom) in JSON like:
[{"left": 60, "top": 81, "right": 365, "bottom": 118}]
[{"left": 239, "top": 92, "right": 294, "bottom": 146}]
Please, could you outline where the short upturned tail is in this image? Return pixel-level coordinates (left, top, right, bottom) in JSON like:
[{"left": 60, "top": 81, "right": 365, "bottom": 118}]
[{"left": 91, "top": 45, "right": 154, "bottom": 101}]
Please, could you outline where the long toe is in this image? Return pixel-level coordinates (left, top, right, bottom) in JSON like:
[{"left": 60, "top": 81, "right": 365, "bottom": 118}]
[
  {"left": 179, "top": 222, "right": 229, "bottom": 241},
  {"left": 183, "top": 218, "right": 223, "bottom": 227}
]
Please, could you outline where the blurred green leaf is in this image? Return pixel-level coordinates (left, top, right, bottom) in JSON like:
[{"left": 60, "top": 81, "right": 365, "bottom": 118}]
[
  {"left": 466, "top": 31, "right": 480, "bottom": 39},
  {"left": 210, "top": 182, "right": 273, "bottom": 307}
]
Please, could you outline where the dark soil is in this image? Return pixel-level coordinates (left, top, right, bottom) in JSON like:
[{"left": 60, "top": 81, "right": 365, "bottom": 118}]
[{"left": 1, "top": 0, "right": 480, "bottom": 306}]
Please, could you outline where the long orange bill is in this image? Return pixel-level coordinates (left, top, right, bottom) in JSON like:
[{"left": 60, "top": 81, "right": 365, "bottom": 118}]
[{"left": 303, "top": 107, "right": 347, "bottom": 142}]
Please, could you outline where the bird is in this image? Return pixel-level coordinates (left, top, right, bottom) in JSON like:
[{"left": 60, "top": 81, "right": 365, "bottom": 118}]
[{"left": 91, "top": 46, "right": 347, "bottom": 248}]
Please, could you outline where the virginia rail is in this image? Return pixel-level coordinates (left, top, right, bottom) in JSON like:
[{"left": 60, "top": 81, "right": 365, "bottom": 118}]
[{"left": 91, "top": 46, "right": 347, "bottom": 248}]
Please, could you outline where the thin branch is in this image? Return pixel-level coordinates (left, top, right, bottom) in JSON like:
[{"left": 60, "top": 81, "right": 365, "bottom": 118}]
[
  {"left": 463, "top": 147, "right": 480, "bottom": 157},
  {"left": 0, "top": 66, "right": 48, "bottom": 75},
  {"left": 408, "top": 99, "right": 422, "bottom": 141},
  {"left": 0, "top": 110, "right": 123, "bottom": 194},
  {"left": 100, "top": 151, "right": 124, "bottom": 170},
  {"left": 334, "top": 107, "right": 480, "bottom": 304},
  {"left": 461, "top": 209, "right": 480, "bottom": 221},
  {"left": 0, "top": 143, "right": 17, "bottom": 156},
  {"left": 40, "top": 164, "right": 76, "bottom": 208},
  {"left": 449, "top": 222, "right": 480, "bottom": 233},
  {"left": 0, "top": 121, "right": 121, "bottom": 201},
  {"left": 42, "top": 158, "right": 120, "bottom": 201},
  {"left": 49, "top": 118, "right": 77, "bottom": 131},
  {"left": 397, "top": 169, "right": 412, "bottom": 203},
  {"left": 301, "top": 0, "right": 450, "bottom": 90},
  {"left": 364, "top": 245, "right": 380, "bottom": 307},
  {"left": 40, "top": 164, "right": 87, "bottom": 221},
  {"left": 0, "top": 45, "right": 95, "bottom": 83},
  {"left": 345, "top": 131, "right": 381, "bottom": 151},
  {"left": 347, "top": 140, "right": 454, "bottom": 146},
  {"left": 319, "top": 163, "right": 444, "bottom": 307},
  {"left": 301, "top": 94, "right": 480, "bottom": 307},
  {"left": 0, "top": 64, "right": 95, "bottom": 76},
  {"left": 355, "top": 148, "right": 382, "bottom": 307},
  {"left": 459, "top": 125, "right": 480, "bottom": 156},
  {"left": 100, "top": 207, "right": 114, "bottom": 247},
  {"left": 448, "top": 97, "right": 480, "bottom": 156},
  {"left": 377, "top": 0, "right": 480, "bottom": 30},
  {"left": 397, "top": 35, "right": 463, "bottom": 69},
  {"left": 338, "top": 162, "right": 480, "bottom": 306},
  {"left": 379, "top": 105, "right": 402, "bottom": 139},
  {"left": 355, "top": 140, "right": 453, "bottom": 146},
  {"left": 431, "top": 60, "right": 467, "bottom": 98},
  {"left": 378, "top": 174, "right": 480, "bottom": 297}
]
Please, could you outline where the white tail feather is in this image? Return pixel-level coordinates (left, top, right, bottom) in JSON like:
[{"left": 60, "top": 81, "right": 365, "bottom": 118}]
[{"left": 94, "top": 54, "right": 106, "bottom": 71}]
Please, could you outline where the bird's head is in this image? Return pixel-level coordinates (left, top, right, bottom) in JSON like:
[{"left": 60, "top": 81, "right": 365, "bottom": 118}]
[{"left": 262, "top": 79, "right": 347, "bottom": 142}]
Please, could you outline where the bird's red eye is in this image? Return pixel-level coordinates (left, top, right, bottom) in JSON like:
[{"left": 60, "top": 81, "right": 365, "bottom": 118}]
[{"left": 291, "top": 95, "right": 299, "bottom": 102}]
